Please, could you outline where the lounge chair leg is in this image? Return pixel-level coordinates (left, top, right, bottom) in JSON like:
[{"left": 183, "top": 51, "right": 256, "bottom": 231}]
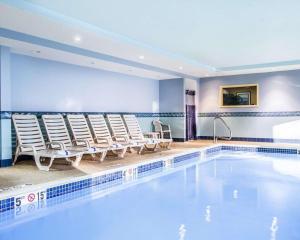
[
  {"left": 138, "top": 146, "right": 144, "bottom": 155},
  {"left": 99, "top": 151, "right": 107, "bottom": 162},
  {"left": 71, "top": 155, "right": 82, "bottom": 167},
  {"left": 34, "top": 154, "right": 52, "bottom": 171},
  {"left": 128, "top": 147, "right": 134, "bottom": 153},
  {"left": 13, "top": 148, "right": 20, "bottom": 165},
  {"left": 118, "top": 147, "right": 127, "bottom": 158}
]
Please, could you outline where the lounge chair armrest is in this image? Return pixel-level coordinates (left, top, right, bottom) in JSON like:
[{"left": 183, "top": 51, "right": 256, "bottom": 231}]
[
  {"left": 161, "top": 124, "right": 171, "bottom": 130},
  {"left": 143, "top": 132, "right": 160, "bottom": 139},
  {"left": 46, "top": 141, "right": 65, "bottom": 150},
  {"left": 72, "top": 139, "right": 91, "bottom": 148},
  {"left": 94, "top": 137, "right": 111, "bottom": 146},
  {"left": 18, "top": 144, "right": 37, "bottom": 155},
  {"left": 112, "top": 135, "right": 129, "bottom": 142}
]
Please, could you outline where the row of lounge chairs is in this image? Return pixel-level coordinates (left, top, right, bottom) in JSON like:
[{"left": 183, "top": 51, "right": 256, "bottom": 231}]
[{"left": 12, "top": 114, "right": 173, "bottom": 171}]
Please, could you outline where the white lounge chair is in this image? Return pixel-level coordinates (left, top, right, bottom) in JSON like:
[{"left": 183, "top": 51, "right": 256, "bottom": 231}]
[
  {"left": 153, "top": 119, "right": 173, "bottom": 140},
  {"left": 42, "top": 114, "right": 107, "bottom": 161},
  {"left": 12, "top": 114, "right": 82, "bottom": 171},
  {"left": 107, "top": 114, "right": 144, "bottom": 154},
  {"left": 67, "top": 114, "right": 108, "bottom": 162},
  {"left": 87, "top": 114, "right": 127, "bottom": 158},
  {"left": 124, "top": 115, "right": 172, "bottom": 149}
]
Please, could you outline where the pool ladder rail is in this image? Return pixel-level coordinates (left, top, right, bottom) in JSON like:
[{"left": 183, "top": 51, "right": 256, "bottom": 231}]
[{"left": 213, "top": 117, "right": 232, "bottom": 143}]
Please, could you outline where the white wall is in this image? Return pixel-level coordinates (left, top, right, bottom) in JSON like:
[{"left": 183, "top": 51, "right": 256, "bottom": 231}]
[{"left": 11, "top": 54, "right": 159, "bottom": 113}]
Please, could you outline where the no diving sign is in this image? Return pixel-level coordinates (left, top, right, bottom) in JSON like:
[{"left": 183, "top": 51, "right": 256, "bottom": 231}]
[
  {"left": 15, "top": 191, "right": 46, "bottom": 207},
  {"left": 27, "top": 193, "right": 36, "bottom": 203}
]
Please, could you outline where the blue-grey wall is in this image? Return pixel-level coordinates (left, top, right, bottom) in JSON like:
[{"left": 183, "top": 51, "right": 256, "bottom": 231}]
[
  {"left": 198, "top": 70, "right": 300, "bottom": 142},
  {"left": 11, "top": 54, "right": 159, "bottom": 113},
  {"left": 159, "top": 78, "right": 185, "bottom": 112},
  {"left": 159, "top": 78, "right": 185, "bottom": 140}
]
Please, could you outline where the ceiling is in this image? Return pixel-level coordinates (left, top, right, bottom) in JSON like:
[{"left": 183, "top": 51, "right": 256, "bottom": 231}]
[{"left": 1, "top": 0, "right": 300, "bottom": 79}]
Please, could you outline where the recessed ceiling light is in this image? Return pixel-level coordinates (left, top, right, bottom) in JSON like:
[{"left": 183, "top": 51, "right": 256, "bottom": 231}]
[
  {"left": 139, "top": 55, "right": 145, "bottom": 60},
  {"left": 73, "top": 35, "right": 82, "bottom": 43},
  {"left": 179, "top": 66, "right": 183, "bottom": 70},
  {"left": 205, "top": 74, "right": 210, "bottom": 77}
]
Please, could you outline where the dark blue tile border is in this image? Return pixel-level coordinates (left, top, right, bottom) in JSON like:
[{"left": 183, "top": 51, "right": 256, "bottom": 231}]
[
  {"left": 0, "top": 159, "right": 12, "bottom": 168},
  {"left": 0, "top": 198, "right": 14, "bottom": 213},
  {"left": 173, "top": 138, "right": 186, "bottom": 142},
  {"left": 173, "top": 152, "right": 200, "bottom": 164},
  {"left": 47, "top": 171, "right": 123, "bottom": 199},
  {"left": 137, "top": 161, "right": 164, "bottom": 174}
]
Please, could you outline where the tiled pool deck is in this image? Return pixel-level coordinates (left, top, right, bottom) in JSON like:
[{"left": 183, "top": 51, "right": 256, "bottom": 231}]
[{"left": 1, "top": 140, "right": 299, "bottom": 190}]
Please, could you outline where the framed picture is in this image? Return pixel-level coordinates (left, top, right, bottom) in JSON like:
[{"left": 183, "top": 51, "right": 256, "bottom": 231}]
[
  {"left": 219, "top": 84, "right": 258, "bottom": 108},
  {"left": 236, "top": 92, "right": 251, "bottom": 105}
]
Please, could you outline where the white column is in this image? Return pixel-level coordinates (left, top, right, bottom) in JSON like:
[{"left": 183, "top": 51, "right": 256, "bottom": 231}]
[{"left": 0, "top": 46, "right": 12, "bottom": 167}]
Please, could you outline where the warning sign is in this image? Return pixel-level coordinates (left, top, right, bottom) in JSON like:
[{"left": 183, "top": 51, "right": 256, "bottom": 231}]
[{"left": 15, "top": 191, "right": 46, "bottom": 207}]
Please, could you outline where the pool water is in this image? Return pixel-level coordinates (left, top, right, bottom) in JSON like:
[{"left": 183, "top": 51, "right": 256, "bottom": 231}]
[{"left": 1, "top": 151, "right": 300, "bottom": 240}]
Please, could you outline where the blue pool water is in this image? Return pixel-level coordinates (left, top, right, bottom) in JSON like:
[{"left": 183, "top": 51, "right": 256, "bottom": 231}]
[{"left": 1, "top": 151, "right": 300, "bottom": 240}]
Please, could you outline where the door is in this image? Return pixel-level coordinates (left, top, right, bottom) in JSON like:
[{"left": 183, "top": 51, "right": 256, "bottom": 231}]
[{"left": 185, "top": 90, "right": 196, "bottom": 140}]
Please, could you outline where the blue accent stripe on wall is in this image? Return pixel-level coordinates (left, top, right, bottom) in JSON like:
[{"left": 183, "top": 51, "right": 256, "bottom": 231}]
[
  {"left": 1, "top": 111, "right": 186, "bottom": 119},
  {"left": 0, "top": 28, "right": 199, "bottom": 80},
  {"left": 4, "top": 111, "right": 300, "bottom": 119},
  {"left": 198, "top": 111, "right": 300, "bottom": 117}
]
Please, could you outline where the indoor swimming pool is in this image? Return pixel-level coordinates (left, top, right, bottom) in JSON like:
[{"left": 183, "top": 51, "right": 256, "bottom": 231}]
[{"left": 1, "top": 149, "right": 300, "bottom": 240}]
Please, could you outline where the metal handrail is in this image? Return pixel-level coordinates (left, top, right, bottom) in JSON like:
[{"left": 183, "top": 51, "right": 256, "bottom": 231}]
[{"left": 213, "top": 117, "right": 232, "bottom": 143}]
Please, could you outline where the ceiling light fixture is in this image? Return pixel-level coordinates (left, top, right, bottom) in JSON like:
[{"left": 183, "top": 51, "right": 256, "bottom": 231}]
[
  {"left": 73, "top": 35, "right": 82, "bottom": 43},
  {"left": 139, "top": 55, "right": 145, "bottom": 60},
  {"left": 179, "top": 66, "right": 183, "bottom": 70}
]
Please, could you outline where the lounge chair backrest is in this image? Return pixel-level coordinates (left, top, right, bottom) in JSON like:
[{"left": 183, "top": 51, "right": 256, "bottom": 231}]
[
  {"left": 42, "top": 114, "right": 72, "bottom": 148},
  {"left": 123, "top": 115, "right": 143, "bottom": 140},
  {"left": 12, "top": 114, "right": 46, "bottom": 152},
  {"left": 107, "top": 114, "right": 129, "bottom": 138},
  {"left": 67, "top": 114, "right": 94, "bottom": 146},
  {"left": 153, "top": 119, "right": 163, "bottom": 132},
  {"left": 87, "top": 115, "right": 112, "bottom": 144}
]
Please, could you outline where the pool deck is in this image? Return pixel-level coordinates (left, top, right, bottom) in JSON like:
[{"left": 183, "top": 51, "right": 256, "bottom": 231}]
[{"left": 1, "top": 140, "right": 299, "bottom": 190}]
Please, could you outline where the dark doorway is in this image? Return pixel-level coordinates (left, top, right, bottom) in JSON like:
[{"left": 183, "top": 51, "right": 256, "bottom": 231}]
[{"left": 185, "top": 90, "right": 196, "bottom": 140}]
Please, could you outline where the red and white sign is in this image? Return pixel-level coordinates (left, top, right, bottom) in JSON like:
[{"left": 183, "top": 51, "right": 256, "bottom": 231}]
[{"left": 15, "top": 190, "right": 46, "bottom": 207}]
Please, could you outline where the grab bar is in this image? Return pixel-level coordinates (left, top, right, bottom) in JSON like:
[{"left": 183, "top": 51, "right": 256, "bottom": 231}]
[{"left": 213, "top": 117, "right": 232, "bottom": 143}]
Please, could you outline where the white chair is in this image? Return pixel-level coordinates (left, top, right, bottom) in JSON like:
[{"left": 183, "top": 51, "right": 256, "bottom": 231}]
[
  {"left": 67, "top": 114, "right": 108, "bottom": 162},
  {"left": 42, "top": 114, "right": 107, "bottom": 161},
  {"left": 123, "top": 115, "right": 162, "bottom": 151},
  {"left": 153, "top": 119, "right": 172, "bottom": 140},
  {"left": 12, "top": 114, "right": 82, "bottom": 171},
  {"left": 87, "top": 114, "right": 127, "bottom": 158},
  {"left": 107, "top": 114, "right": 144, "bottom": 154}
]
